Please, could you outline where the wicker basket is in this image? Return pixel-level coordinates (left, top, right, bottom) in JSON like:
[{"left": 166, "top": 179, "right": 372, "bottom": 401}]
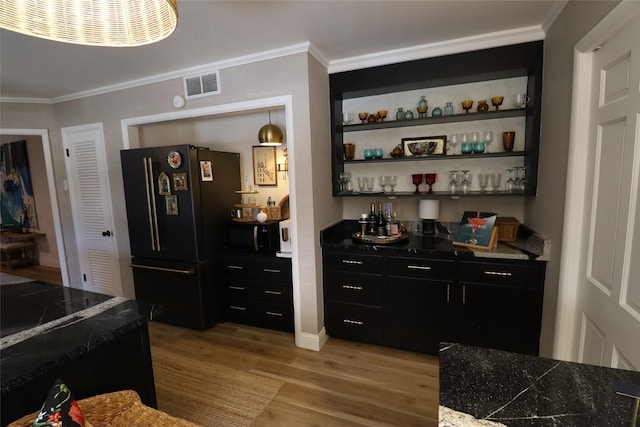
[{"left": 495, "top": 217, "right": 520, "bottom": 242}]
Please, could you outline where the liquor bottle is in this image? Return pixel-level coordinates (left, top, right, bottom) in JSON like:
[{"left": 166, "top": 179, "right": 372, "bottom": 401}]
[
  {"left": 390, "top": 211, "right": 400, "bottom": 236},
  {"left": 367, "top": 203, "right": 377, "bottom": 235},
  {"left": 376, "top": 203, "right": 387, "bottom": 236}
]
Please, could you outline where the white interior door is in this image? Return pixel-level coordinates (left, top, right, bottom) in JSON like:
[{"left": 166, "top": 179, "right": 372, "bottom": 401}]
[
  {"left": 62, "top": 123, "right": 123, "bottom": 296},
  {"left": 568, "top": 16, "right": 640, "bottom": 370}
]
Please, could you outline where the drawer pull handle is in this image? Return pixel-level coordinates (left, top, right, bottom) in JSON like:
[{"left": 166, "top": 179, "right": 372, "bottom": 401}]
[
  {"left": 264, "top": 290, "right": 282, "bottom": 295},
  {"left": 263, "top": 268, "right": 281, "bottom": 273},
  {"left": 484, "top": 270, "right": 512, "bottom": 277},
  {"left": 342, "top": 260, "right": 363, "bottom": 265},
  {"left": 447, "top": 284, "right": 450, "bottom": 303},
  {"left": 342, "top": 284, "right": 363, "bottom": 291},
  {"left": 408, "top": 265, "right": 432, "bottom": 270},
  {"left": 227, "top": 265, "right": 243, "bottom": 270},
  {"left": 230, "top": 305, "right": 247, "bottom": 311},
  {"left": 343, "top": 319, "right": 364, "bottom": 326},
  {"left": 229, "top": 285, "right": 245, "bottom": 291},
  {"left": 266, "top": 311, "right": 283, "bottom": 317}
]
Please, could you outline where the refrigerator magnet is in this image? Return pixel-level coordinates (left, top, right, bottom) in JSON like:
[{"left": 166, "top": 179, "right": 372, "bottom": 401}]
[
  {"left": 166, "top": 195, "right": 178, "bottom": 215},
  {"left": 168, "top": 151, "right": 182, "bottom": 169},
  {"left": 200, "top": 161, "right": 213, "bottom": 181},
  {"left": 173, "top": 173, "right": 188, "bottom": 191},
  {"left": 158, "top": 172, "right": 171, "bottom": 195}
]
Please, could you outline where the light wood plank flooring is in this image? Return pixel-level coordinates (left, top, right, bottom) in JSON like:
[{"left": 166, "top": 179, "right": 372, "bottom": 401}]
[
  {"left": 149, "top": 321, "right": 439, "bottom": 426},
  {"left": 2, "top": 264, "right": 63, "bottom": 285}
]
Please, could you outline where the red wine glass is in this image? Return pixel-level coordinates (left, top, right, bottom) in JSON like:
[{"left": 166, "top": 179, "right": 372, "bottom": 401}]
[
  {"left": 412, "top": 174, "right": 424, "bottom": 193},
  {"left": 424, "top": 173, "right": 437, "bottom": 194}
]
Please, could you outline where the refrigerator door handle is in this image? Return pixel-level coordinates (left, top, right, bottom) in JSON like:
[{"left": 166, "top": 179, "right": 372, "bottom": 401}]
[
  {"left": 253, "top": 225, "right": 259, "bottom": 252},
  {"left": 131, "top": 263, "right": 195, "bottom": 275},
  {"left": 144, "top": 157, "right": 161, "bottom": 251}
]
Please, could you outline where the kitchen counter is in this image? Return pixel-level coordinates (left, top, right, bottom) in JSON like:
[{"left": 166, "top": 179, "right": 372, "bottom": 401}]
[
  {"left": 439, "top": 343, "right": 640, "bottom": 426},
  {"left": 320, "top": 220, "right": 549, "bottom": 261},
  {"left": 0, "top": 281, "right": 156, "bottom": 425}
]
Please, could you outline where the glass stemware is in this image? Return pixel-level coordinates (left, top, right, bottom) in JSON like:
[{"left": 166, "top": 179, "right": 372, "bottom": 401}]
[
  {"left": 461, "top": 170, "right": 471, "bottom": 193},
  {"left": 483, "top": 131, "right": 494, "bottom": 153},
  {"left": 505, "top": 168, "right": 516, "bottom": 192},
  {"left": 387, "top": 175, "right": 397, "bottom": 193},
  {"left": 412, "top": 174, "right": 424, "bottom": 193},
  {"left": 424, "top": 173, "right": 437, "bottom": 194},
  {"left": 491, "top": 173, "right": 502, "bottom": 192},
  {"left": 365, "top": 177, "right": 375, "bottom": 191},
  {"left": 491, "top": 96, "right": 504, "bottom": 111},
  {"left": 379, "top": 175, "right": 389, "bottom": 193},
  {"left": 449, "top": 134, "right": 460, "bottom": 155},
  {"left": 448, "top": 170, "right": 459, "bottom": 194},
  {"left": 478, "top": 173, "right": 489, "bottom": 192},
  {"left": 357, "top": 176, "right": 365, "bottom": 192}
]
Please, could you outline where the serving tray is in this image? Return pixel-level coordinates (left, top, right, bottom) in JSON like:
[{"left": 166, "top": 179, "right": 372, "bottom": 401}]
[{"left": 352, "top": 231, "right": 409, "bottom": 245}]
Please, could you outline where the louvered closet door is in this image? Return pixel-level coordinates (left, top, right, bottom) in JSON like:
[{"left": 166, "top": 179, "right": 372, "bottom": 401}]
[{"left": 62, "top": 123, "right": 122, "bottom": 296}]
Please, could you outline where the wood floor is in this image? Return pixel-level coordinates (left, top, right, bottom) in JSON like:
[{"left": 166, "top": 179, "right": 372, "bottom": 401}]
[
  {"left": 148, "top": 321, "right": 440, "bottom": 426},
  {"left": 2, "top": 264, "right": 63, "bottom": 285}
]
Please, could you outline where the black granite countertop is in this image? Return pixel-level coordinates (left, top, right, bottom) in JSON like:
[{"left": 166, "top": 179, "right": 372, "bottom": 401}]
[
  {"left": 439, "top": 343, "right": 640, "bottom": 426},
  {"left": 0, "top": 281, "right": 152, "bottom": 395},
  {"left": 320, "top": 220, "right": 549, "bottom": 261}
]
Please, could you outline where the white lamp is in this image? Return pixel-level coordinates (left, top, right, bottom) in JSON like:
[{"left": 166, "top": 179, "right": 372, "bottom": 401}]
[
  {"left": 0, "top": 0, "right": 178, "bottom": 47},
  {"left": 419, "top": 199, "right": 440, "bottom": 236}
]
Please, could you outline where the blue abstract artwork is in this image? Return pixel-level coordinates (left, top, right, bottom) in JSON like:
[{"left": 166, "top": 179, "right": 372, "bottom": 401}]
[{"left": 1, "top": 140, "right": 38, "bottom": 229}]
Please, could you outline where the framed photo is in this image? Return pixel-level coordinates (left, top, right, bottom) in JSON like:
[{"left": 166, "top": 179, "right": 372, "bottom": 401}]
[
  {"left": 173, "top": 173, "right": 188, "bottom": 191},
  {"left": 200, "top": 161, "right": 213, "bottom": 182},
  {"left": 253, "top": 146, "right": 277, "bottom": 186},
  {"left": 402, "top": 135, "right": 447, "bottom": 157},
  {"left": 166, "top": 195, "right": 178, "bottom": 216},
  {"left": 158, "top": 172, "right": 171, "bottom": 195}
]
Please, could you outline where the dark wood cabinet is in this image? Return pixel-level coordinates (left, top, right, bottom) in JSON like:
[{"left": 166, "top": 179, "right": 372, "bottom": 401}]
[
  {"left": 218, "top": 253, "right": 293, "bottom": 333},
  {"left": 322, "top": 248, "right": 546, "bottom": 355}
]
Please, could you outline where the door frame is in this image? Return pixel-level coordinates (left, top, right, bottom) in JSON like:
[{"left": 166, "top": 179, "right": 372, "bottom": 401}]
[
  {"left": 554, "top": 2, "right": 640, "bottom": 361},
  {"left": 0, "top": 128, "right": 70, "bottom": 286}
]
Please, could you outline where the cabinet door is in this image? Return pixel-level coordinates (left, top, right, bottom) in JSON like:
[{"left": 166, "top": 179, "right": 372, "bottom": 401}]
[
  {"left": 384, "top": 276, "right": 449, "bottom": 354},
  {"left": 459, "top": 282, "right": 542, "bottom": 355}
]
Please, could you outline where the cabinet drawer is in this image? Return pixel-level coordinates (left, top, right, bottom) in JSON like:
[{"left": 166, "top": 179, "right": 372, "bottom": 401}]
[
  {"left": 324, "top": 271, "right": 383, "bottom": 306},
  {"left": 222, "top": 255, "right": 291, "bottom": 282},
  {"left": 324, "top": 251, "right": 384, "bottom": 274},
  {"left": 222, "top": 278, "right": 292, "bottom": 305},
  {"left": 387, "top": 256, "right": 455, "bottom": 280},
  {"left": 223, "top": 297, "right": 293, "bottom": 332},
  {"left": 459, "top": 260, "right": 545, "bottom": 290},
  {"left": 325, "top": 301, "right": 383, "bottom": 344}
]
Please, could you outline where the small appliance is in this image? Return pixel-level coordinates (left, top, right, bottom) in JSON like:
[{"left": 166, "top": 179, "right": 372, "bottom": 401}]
[
  {"left": 225, "top": 220, "right": 280, "bottom": 254},
  {"left": 276, "top": 219, "right": 292, "bottom": 258}
]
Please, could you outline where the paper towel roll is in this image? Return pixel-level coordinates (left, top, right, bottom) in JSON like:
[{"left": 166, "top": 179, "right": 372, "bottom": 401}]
[{"left": 419, "top": 199, "right": 440, "bottom": 219}]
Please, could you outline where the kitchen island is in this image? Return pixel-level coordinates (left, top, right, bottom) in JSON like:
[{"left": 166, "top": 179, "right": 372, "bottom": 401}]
[
  {"left": 0, "top": 280, "right": 156, "bottom": 426},
  {"left": 439, "top": 343, "right": 640, "bottom": 427}
]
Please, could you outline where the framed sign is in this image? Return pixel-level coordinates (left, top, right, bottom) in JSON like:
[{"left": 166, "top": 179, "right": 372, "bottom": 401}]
[
  {"left": 253, "top": 146, "right": 277, "bottom": 186},
  {"left": 452, "top": 211, "right": 498, "bottom": 250}
]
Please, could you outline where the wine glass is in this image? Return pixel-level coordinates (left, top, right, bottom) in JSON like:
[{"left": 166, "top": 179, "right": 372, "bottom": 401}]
[
  {"left": 461, "top": 170, "right": 471, "bottom": 193},
  {"left": 478, "top": 173, "right": 489, "bottom": 192},
  {"left": 340, "top": 172, "right": 352, "bottom": 193},
  {"left": 424, "top": 173, "right": 437, "bottom": 194},
  {"left": 461, "top": 100, "right": 473, "bottom": 114},
  {"left": 491, "top": 173, "right": 502, "bottom": 192},
  {"left": 449, "top": 134, "right": 460, "bottom": 155},
  {"left": 412, "top": 174, "right": 424, "bottom": 193},
  {"left": 448, "top": 170, "right": 459, "bottom": 193},
  {"left": 505, "top": 168, "right": 516, "bottom": 192},
  {"left": 377, "top": 110, "right": 388, "bottom": 121},
  {"left": 387, "top": 175, "right": 397, "bottom": 193},
  {"left": 358, "top": 112, "right": 368, "bottom": 124},
  {"left": 379, "top": 175, "right": 389, "bottom": 193},
  {"left": 483, "top": 131, "right": 494, "bottom": 152},
  {"left": 491, "top": 96, "right": 504, "bottom": 111}
]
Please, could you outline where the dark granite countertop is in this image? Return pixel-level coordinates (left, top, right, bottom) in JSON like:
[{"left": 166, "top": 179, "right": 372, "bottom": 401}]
[
  {"left": 320, "top": 220, "right": 549, "bottom": 261},
  {"left": 0, "top": 281, "right": 151, "bottom": 395},
  {"left": 439, "top": 343, "right": 640, "bottom": 426}
]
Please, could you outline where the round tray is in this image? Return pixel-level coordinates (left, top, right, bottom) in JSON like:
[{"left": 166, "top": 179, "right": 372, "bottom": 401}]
[{"left": 352, "top": 231, "right": 409, "bottom": 245}]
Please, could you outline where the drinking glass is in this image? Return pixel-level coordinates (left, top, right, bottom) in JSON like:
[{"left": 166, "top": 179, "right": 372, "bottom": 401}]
[
  {"left": 365, "top": 177, "right": 375, "bottom": 191},
  {"left": 461, "top": 170, "right": 471, "bottom": 193},
  {"left": 512, "top": 93, "right": 530, "bottom": 108},
  {"left": 339, "top": 172, "right": 352, "bottom": 193},
  {"left": 449, "top": 133, "right": 460, "bottom": 155},
  {"left": 387, "top": 175, "right": 397, "bottom": 193},
  {"left": 491, "top": 173, "right": 502, "bottom": 192},
  {"left": 357, "top": 176, "right": 365, "bottom": 192},
  {"left": 379, "top": 175, "right": 389, "bottom": 193},
  {"left": 448, "top": 170, "right": 459, "bottom": 193},
  {"left": 478, "top": 173, "right": 489, "bottom": 192},
  {"left": 505, "top": 168, "right": 516, "bottom": 192}
]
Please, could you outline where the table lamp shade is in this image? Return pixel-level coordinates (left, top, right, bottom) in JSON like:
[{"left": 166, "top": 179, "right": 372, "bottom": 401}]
[{"left": 419, "top": 199, "right": 440, "bottom": 219}]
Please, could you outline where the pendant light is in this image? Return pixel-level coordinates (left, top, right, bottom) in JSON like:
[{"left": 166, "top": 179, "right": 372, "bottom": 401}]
[
  {"left": 258, "top": 111, "right": 283, "bottom": 146},
  {"left": 0, "top": 0, "right": 178, "bottom": 47}
]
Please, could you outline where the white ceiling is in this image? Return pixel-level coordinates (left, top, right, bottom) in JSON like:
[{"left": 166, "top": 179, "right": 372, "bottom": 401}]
[{"left": 0, "top": 0, "right": 565, "bottom": 102}]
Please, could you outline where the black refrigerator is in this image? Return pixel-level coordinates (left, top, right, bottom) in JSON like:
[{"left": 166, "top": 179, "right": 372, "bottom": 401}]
[{"left": 120, "top": 144, "right": 240, "bottom": 330}]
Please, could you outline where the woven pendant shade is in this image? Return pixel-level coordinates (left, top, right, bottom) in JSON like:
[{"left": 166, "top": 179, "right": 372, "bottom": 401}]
[{"left": 0, "top": 0, "right": 178, "bottom": 47}]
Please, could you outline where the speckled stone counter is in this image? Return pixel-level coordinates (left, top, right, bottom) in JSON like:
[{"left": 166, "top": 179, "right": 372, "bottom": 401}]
[
  {"left": 320, "top": 220, "right": 549, "bottom": 261},
  {"left": 439, "top": 343, "right": 640, "bottom": 426},
  {"left": 0, "top": 281, "right": 156, "bottom": 426}
]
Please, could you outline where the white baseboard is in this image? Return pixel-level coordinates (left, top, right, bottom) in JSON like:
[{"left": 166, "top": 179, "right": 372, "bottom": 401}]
[{"left": 295, "top": 326, "right": 328, "bottom": 352}]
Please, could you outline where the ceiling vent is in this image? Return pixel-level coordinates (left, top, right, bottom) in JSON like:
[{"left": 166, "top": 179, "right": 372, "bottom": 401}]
[{"left": 183, "top": 70, "right": 221, "bottom": 99}]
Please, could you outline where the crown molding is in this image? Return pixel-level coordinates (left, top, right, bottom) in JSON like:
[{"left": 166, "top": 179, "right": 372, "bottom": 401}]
[
  {"left": 327, "top": 26, "right": 546, "bottom": 74},
  {"left": 0, "top": 96, "right": 53, "bottom": 104},
  {"left": 541, "top": 0, "right": 569, "bottom": 33}
]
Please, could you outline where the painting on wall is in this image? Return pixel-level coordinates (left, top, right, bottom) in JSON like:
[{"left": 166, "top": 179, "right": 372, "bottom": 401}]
[
  {"left": 0, "top": 140, "right": 38, "bottom": 229},
  {"left": 253, "top": 146, "right": 277, "bottom": 186}
]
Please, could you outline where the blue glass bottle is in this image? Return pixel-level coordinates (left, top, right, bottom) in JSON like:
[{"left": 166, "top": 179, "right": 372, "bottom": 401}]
[
  {"left": 432, "top": 106, "right": 442, "bottom": 117},
  {"left": 396, "top": 108, "right": 405, "bottom": 120},
  {"left": 444, "top": 102, "right": 454, "bottom": 116},
  {"left": 404, "top": 109, "right": 414, "bottom": 120}
]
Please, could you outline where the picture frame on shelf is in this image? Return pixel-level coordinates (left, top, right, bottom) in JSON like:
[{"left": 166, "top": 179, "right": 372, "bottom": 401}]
[
  {"left": 402, "top": 135, "right": 447, "bottom": 157},
  {"left": 452, "top": 211, "right": 498, "bottom": 250},
  {"left": 253, "top": 146, "right": 278, "bottom": 186}
]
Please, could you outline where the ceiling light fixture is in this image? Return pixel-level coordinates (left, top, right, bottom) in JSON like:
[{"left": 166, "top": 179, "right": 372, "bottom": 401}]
[
  {"left": 258, "top": 111, "right": 283, "bottom": 146},
  {"left": 0, "top": 0, "right": 178, "bottom": 47}
]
